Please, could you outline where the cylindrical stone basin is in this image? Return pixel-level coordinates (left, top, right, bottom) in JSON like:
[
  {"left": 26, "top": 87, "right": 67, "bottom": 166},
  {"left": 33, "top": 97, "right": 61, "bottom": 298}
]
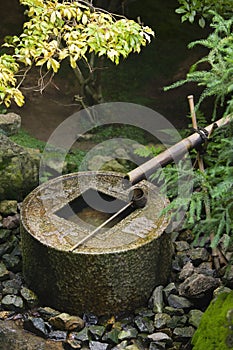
[{"left": 20, "top": 171, "right": 173, "bottom": 316}]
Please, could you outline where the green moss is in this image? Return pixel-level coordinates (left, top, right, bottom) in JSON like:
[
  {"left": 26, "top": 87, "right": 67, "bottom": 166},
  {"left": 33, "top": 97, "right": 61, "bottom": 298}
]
[
  {"left": 9, "top": 129, "right": 46, "bottom": 151},
  {"left": 192, "top": 291, "right": 233, "bottom": 350}
]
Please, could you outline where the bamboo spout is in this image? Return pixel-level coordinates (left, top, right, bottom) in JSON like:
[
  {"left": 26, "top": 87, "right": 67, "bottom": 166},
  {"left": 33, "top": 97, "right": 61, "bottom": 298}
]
[{"left": 125, "top": 115, "right": 232, "bottom": 185}]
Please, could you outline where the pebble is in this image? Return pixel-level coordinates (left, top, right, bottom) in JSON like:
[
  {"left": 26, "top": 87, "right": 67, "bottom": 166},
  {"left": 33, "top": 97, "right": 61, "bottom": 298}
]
[
  {"left": 49, "top": 313, "right": 85, "bottom": 331},
  {"left": 0, "top": 200, "right": 18, "bottom": 216},
  {"left": 0, "top": 202, "right": 232, "bottom": 350},
  {"left": 167, "top": 294, "right": 193, "bottom": 309},
  {"left": 178, "top": 273, "right": 220, "bottom": 299},
  {"left": 23, "top": 317, "right": 49, "bottom": 338},
  {"left": 2, "top": 214, "right": 20, "bottom": 230},
  {"left": 0, "top": 262, "right": 10, "bottom": 281},
  {"left": 1, "top": 294, "right": 24, "bottom": 311}
]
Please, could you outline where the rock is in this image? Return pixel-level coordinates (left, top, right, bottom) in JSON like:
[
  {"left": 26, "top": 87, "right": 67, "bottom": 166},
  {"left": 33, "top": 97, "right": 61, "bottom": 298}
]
[
  {"left": 112, "top": 341, "right": 128, "bottom": 349},
  {"left": 83, "top": 312, "right": 98, "bottom": 325},
  {"left": 149, "top": 343, "right": 166, "bottom": 350},
  {"left": 20, "top": 286, "right": 39, "bottom": 308},
  {"left": 2, "top": 276, "right": 22, "bottom": 294},
  {"left": 223, "top": 265, "right": 233, "bottom": 288},
  {"left": 164, "top": 306, "right": 184, "bottom": 316},
  {"left": 174, "top": 241, "right": 190, "bottom": 252},
  {"left": 134, "top": 315, "right": 154, "bottom": 333},
  {"left": 195, "top": 262, "right": 215, "bottom": 277},
  {"left": 64, "top": 338, "right": 82, "bottom": 349},
  {"left": 69, "top": 327, "right": 90, "bottom": 342},
  {"left": 0, "top": 200, "right": 18, "bottom": 216},
  {"left": 0, "top": 113, "right": 21, "bottom": 136},
  {"left": 188, "top": 309, "right": 203, "bottom": 328},
  {"left": 167, "top": 294, "right": 192, "bottom": 309},
  {"left": 188, "top": 248, "right": 209, "bottom": 266},
  {"left": 163, "top": 283, "right": 177, "bottom": 299},
  {"left": 192, "top": 291, "right": 233, "bottom": 349},
  {"left": 173, "top": 326, "right": 195, "bottom": 341},
  {"left": 49, "top": 330, "right": 67, "bottom": 341},
  {"left": 2, "top": 214, "right": 20, "bottom": 230},
  {"left": 0, "top": 320, "right": 63, "bottom": 350},
  {"left": 102, "top": 328, "right": 121, "bottom": 344},
  {"left": 23, "top": 317, "right": 48, "bottom": 338},
  {"left": 49, "top": 313, "right": 85, "bottom": 331},
  {"left": 153, "top": 313, "right": 171, "bottom": 329},
  {"left": 0, "top": 229, "right": 11, "bottom": 243},
  {"left": 89, "top": 341, "right": 110, "bottom": 350},
  {"left": 2, "top": 254, "right": 22, "bottom": 273},
  {"left": 1, "top": 294, "right": 24, "bottom": 311},
  {"left": 89, "top": 325, "right": 105, "bottom": 340},
  {"left": 0, "top": 236, "right": 18, "bottom": 257},
  {"left": 118, "top": 326, "right": 138, "bottom": 340},
  {"left": 178, "top": 273, "right": 220, "bottom": 299},
  {"left": 0, "top": 262, "right": 10, "bottom": 281},
  {"left": 178, "top": 261, "right": 194, "bottom": 281},
  {"left": 167, "top": 315, "right": 187, "bottom": 329},
  {"left": 38, "top": 306, "right": 61, "bottom": 321},
  {"left": 0, "top": 311, "right": 13, "bottom": 320},
  {"left": 213, "top": 286, "right": 232, "bottom": 298},
  {"left": 124, "top": 343, "right": 142, "bottom": 350},
  {"left": 135, "top": 307, "right": 154, "bottom": 318},
  {"left": 150, "top": 286, "right": 164, "bottom": 313},
  {"left": 148, "top": 332, "right": 173, "bottom": 345},
  {"left": 0, "top": 134, "right": 39, "bottom": 201}
]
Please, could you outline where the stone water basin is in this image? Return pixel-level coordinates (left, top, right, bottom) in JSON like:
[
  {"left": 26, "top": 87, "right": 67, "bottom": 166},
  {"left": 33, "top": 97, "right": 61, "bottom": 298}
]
[{"left": 20, "top": 171, "right": 173, "bottom": 315}]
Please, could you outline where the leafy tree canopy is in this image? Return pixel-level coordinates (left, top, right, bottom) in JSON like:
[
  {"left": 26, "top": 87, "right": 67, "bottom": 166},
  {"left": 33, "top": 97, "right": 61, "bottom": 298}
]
[
  {"left": 0, "top": 0, "right": 154, "bottom": 107},
  {"left": 176, "top": 0, "right": 233, "bottom": 27}
]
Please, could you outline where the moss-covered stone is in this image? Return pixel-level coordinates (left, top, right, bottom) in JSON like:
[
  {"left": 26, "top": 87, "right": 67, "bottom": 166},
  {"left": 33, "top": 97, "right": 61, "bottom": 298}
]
[
  {"left": 0, "top": 134, "right": 40, "bottom": 200},
  {"left": 192, "top": 291, "right": 233, "bottom": 349}
]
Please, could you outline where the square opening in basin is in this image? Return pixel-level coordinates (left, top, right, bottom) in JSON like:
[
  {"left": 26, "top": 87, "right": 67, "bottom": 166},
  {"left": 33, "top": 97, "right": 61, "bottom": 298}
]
[{"left": 55, "top": 188, "right": 134, "bottom": 228}]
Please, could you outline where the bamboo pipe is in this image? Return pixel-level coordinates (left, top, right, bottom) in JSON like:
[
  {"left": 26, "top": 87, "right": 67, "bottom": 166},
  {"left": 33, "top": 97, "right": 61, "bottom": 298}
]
[{"left": 125, "top": 114, "right": 232, "bottom": 185}]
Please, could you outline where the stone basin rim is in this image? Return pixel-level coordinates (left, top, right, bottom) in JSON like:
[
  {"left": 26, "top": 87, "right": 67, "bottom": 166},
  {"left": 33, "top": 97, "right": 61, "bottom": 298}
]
[{"left": 21, "top": 171, "right": 169, "bottom": 255}]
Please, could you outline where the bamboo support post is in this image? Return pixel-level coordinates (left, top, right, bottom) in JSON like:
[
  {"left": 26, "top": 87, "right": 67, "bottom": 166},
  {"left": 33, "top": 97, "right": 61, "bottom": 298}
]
[{"left": 188, "top": 95, "right": 228, "bottom": 269}]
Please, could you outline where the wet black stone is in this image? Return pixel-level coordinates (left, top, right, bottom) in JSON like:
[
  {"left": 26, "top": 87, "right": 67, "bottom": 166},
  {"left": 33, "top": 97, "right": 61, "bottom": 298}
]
[
  {"left": 167, "top": 294, "right": 192, "bottom": 309},
  {"left": 178, "top": 273, "right": 220, "bottom": 299},
  {"left": 118, "top": 326, "right": 138, "bottom": 340},
  {"left": 0, "top": 262, "right": 10, "bottom": 281},
  {"left": 37, "top": 306, "right": 60, "bottom": 321},
  {"left": 112, "top": 340, "right": 128, "bottom": 349},
  {"left": 20, "top": 286, "right": 38, "bottom": 308},
  {"left": 173, "top": 326, "right": 195, "bottom": 341},
  {"left": 149, "top": 343, "right": 166, "bottom": 350},
  {"left": 71, "top": 327, "right": 90, "bottom": 342},
  {"left": 175, "top": 241, "right": 190, "bottom": 252},
  {"left": 134, "top": 315, "right": 154, "bottom": 333},
  {"left": 102, "top": 328, "right": 120, "bottom": 344},
  {"left": 188, "top": 248, "right": 209, "bottom": 266},
  {"left": 0, "top": 229, "right": 11, "bottom": 243},
  {"left": 2, "top": 254, "right": 22, "bottom": 273},
  {"left": 23, "top": 317, "right": 49, "bottom": 338},
  {"left": 2, "top": 275, "right": 22, "bottom": 294},
  {"left": 167, "top": 315, "right": 188, "bottom": 329},
  {"left": 153, "top": 313, "right": 171, "bottom": 329},
  {"left": 89, "top": 325, "right": 105, "bottom": 340},
  {"left": 164, "top": 306, "right": 184, "bottom": 316},
  {"left": 150, "top": 286, "right": 164, "bottom": 313},
  {"left": 48, "top": 330, "right": 67, "bottom": 341},
  {"left": 163, "top": 283, "right": 177, "bottom": 299},
  {"left": 1, "top": 294, "right": 24, "bottom": 311},
  {"left": 135, "top": 307, "right": 154, "bottom": 318},
  {"left": 89, "top": 340, "right": 110, "bottom": 350},
  {"left": 83, "top": 313, "right": 98, "bottom": 326}
]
